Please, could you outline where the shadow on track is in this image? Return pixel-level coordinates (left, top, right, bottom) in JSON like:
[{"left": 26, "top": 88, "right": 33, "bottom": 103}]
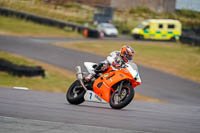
[{"left": 65, "top": 103, "right": 132, "bottom": 111}]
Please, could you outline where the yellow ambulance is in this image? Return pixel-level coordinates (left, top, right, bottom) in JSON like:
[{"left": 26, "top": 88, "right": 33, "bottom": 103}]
[{"left": 131, "top": 19, "right": 182, "bottom": 40}]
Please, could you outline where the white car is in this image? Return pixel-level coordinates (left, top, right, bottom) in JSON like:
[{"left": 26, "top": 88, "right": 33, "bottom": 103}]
[{"left": 97, "top": 23, "right": 118, "bottom": 37}]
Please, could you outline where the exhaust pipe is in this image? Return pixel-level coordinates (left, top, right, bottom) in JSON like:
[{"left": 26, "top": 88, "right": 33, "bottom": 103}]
[
  {"left": 75, "top": 66, "right": 88, "bottom": 91},
  {"left": 75, "top": 66, "right": 83, "bottom": 80}
]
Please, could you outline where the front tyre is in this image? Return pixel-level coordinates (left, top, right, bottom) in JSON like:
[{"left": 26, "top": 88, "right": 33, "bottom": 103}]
[
  {"left": 110, "top": 84, "right": 135, "bottom": 109},
  {"left": 66, "top": 80, "right": 86, "bottom": 105}
]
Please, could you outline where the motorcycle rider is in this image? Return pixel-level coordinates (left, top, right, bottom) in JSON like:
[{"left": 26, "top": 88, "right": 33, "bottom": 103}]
[{"left": 85, "top": 45, "right": 135, "bottom": 81}]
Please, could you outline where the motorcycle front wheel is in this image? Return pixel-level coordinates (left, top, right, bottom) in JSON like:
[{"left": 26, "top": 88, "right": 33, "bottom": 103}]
[
  {"left": 66, "top": 80, "right": 86, "bottom": 105},
  {"left": 110, "top": 84, "right": 135, "bottom": 109}
]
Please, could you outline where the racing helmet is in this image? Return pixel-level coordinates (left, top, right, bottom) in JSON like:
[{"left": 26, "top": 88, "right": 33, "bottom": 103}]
[{"left": 120, "top": 45, "right": 134, "bottom": 63}]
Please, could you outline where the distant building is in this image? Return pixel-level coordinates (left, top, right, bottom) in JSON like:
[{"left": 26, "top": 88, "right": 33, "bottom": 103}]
[
  {"left": 111, "top": 0, "right": 176, "bottom": 12},
  {"left": 70, "top": 0, "right": 176, "bottom": 12},
  {"left": 176, "top": 0, "right": 200, "bottom": 12}
]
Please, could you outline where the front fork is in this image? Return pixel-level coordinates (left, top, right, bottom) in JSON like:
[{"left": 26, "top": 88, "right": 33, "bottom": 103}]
[{"left": 118, "top": 80, "right": 124, "bottom": 96}]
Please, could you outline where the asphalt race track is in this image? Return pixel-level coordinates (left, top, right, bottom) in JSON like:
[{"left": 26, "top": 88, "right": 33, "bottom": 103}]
[
  {"left": 0, "top": 35, "right": 200, "bottom": 132},
  {"left": 0, "top": 87, "right": 200, "bottom": 133}
]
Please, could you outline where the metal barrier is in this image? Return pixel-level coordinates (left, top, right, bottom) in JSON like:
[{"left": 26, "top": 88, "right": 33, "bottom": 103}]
[
  {"left": 181, "top": 29, "right": 200, "bottom": 46},
  {"left": 0, "top": 7, "right": 100, "bottom": 38}
]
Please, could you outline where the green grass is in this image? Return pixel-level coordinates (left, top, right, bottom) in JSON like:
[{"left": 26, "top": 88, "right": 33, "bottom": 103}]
[
  {"left": 0, "top": 71, "right": 74, "bottom": 93},
  {"left": 55, "top": 40, "right": 200, "bottom": 83},
  {"left": 0, "top": 51, "right": 34, "bottom": 66},
  {"left": 0, "top": 15, "right": 82, "bottom": 37},
  {"left": 0, "top": 0, "right": 94, "bottom": 25},
  {"left": 0, "top": 51, "right": 75, "bottom": 93}
]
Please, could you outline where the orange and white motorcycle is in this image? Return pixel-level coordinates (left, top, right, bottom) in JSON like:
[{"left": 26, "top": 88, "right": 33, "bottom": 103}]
[{"left": 66, "top": 62, "right": 141, "bottom": 109}]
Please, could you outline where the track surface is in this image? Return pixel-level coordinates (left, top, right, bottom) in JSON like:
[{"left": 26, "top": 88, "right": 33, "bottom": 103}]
[
  {"left": 0, "top": 35, "right": 200, "bottom": 105},
  {"left": 0, "top": 87, "right": 200, "bottom": 133}
]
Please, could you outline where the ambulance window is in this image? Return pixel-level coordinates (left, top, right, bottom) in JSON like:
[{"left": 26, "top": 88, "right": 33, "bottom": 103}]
[
  {"left": 159, "top": 24, "right": 163, "bottom": 29},
  {"left": 168, "top": 24, "right": 175, "bottom": 29}
]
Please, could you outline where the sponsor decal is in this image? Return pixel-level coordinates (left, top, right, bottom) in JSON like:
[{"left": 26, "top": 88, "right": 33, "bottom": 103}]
[
  {"left": 104, "top": 73, "right": 109, "bottom": 78},
  {"left": 120, "top": 74, "right": 124, "bottom": 77},
  {"left": 136, "top": 72, "right": 139, "bottom": 77},
  {"left": 89, "top": 92, "right": 93, "bottom": 99},
  {"left": 95, "top": 94, "right": 102, "bottom": 102},
  {"left": 124, "top": 70, "right": 128, "bottom": 73}
]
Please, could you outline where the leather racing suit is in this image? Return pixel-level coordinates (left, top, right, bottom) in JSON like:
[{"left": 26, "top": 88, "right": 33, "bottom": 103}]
[{"left": 85, "top": 51, "right": 134, "bottom": 81}]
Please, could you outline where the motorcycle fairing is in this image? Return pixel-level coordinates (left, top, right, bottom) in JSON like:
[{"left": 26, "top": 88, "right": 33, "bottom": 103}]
[
  {"left": 84, "top": 90, "right": 107, "bottom": 103},
  {"left": 93, "top": 68, "right": 135, "bottom": 102}
]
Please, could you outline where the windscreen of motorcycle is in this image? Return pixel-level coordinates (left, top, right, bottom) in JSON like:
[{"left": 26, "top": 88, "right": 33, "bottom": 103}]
[{"left": 126, "top": 63, "right": 141, "bottom": 83}]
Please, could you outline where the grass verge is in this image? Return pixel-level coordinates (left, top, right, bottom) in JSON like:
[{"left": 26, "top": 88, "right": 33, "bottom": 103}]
[
  {"left": 0, "top": 0, "right": 94, "bottom": 26},
  {"left": 0, "top": 50, "right": 164, "bottom": 103},
  {"left": 55, "top": 40, "right": 200, "bottom": 83},
  {"left": 0, "top": 51, "right": 75, "bottom": 93},
  {"left": 0, "top": 15, "right": 82, "bottom": 38}
]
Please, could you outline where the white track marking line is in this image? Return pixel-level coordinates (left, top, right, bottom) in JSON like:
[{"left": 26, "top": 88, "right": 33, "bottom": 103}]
[{"left": 13, "top": 87, "right": 29, "bottom": 90}]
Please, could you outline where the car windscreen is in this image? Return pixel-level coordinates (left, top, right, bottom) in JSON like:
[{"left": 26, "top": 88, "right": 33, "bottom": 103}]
[{"left": 102, "top": 24, "right": 115, "bottom": 29}]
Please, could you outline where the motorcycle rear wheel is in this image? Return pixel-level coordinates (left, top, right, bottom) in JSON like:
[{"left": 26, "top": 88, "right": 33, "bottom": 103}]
[
  {"left": 110, "top": 84, "right": 135, "bottom": 109},
  {"left": 66, "top": 80, "right": 86, "bottom": 105}
]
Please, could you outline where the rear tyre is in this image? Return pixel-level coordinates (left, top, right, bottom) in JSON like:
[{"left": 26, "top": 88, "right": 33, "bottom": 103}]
[
  {"left": 66, "top": 80, "right": 86, "bottom": 105},
  {"left": 110, "top": 84, "right": 134, "bottom": 109}
]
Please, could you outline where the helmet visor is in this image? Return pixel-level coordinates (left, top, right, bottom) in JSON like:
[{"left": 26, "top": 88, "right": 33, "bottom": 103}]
[
  {"left": 123, "top": 51, "right": 133, "bottom": 61},
  {"left": 126, "top": 54, "right": 133, "bottom": 60}
]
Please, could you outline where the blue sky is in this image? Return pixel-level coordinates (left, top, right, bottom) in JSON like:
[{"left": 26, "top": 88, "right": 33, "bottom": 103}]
[{"left": 176, "top": 0, "right": 200, "bottom": 12}]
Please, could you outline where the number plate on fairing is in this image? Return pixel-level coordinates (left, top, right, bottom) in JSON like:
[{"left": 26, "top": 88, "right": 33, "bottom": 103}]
[{"left": 84, "top": 90, "right": 107, "bottom": 103}]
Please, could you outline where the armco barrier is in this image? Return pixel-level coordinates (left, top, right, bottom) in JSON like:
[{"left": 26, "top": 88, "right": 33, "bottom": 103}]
[
  {"left": 0, "top": 7, "right": 100, "bottom": 38},
  {"left": 0, "top": 58, "right": 45, "bottom": 77},
  {"left": 180, "top": 30, "right": 200, "bottom": 47},
  {"left": 180, "top": 36, "right": 200, "bottom": 47}
]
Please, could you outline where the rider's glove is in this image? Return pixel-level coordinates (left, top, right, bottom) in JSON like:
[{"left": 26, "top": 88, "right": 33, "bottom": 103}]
[
  {"left": 95, "top": 63, "right": 108, "bottom": 72},
  {"left": 112, "top": 62, "right": 121, "bottom": 69}
]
